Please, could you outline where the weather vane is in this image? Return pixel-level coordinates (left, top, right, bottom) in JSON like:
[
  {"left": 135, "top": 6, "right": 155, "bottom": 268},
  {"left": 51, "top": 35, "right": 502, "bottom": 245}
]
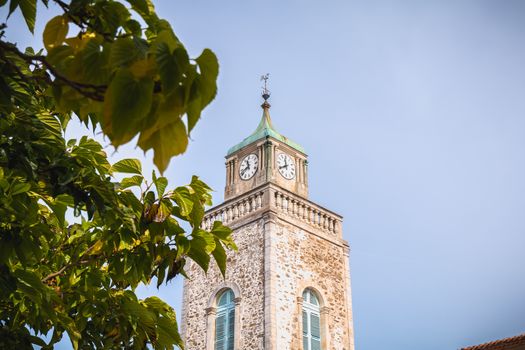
[{"left": 261, "top": 73, "right": 270, "bottom": 101}]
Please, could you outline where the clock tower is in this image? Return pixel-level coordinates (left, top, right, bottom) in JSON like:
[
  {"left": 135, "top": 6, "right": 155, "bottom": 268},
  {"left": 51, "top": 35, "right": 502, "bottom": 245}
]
[
  {"left": 181, "top": 92, "right": 355, "bottom": 350},
  {"left": 224, "top": 98, "right": 308, "bottom": 200}
]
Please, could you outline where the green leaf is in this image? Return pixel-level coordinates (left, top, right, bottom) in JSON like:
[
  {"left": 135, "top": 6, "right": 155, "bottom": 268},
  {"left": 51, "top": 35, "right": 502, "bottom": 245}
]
[
  {"left": 125, "top": 0, "right": 149, "bottom": 15},
  {"left": 7, "top": 0, "right": 19, "bottom": 18},
  {"left": 46, "top": 45, "right": 74, "bottom": 66},
  {"left": 154, "top": 176, "right": 168, "bottom": 197},
  {"left": 157, "top": 312, "right": 183, "bottom": 347},
  {"left": 29, "top": 335, "right": 47, "bottom": 347},
  {"left": 120, "top": 175, "right": 144, "bottom": 188},
  {"left": 10, "top": 181, "right": 31, "bottom": 195},
  {"left": 211, "top": 238, "right": 227, "bottom": 277},
  {"left": 0, "top": 75, "right": 12, "bottom": 110},
  {"left": 82, "top": 40, "right": 110, "bottom": 85},
  {"left": 189, "top": 197, "right": 204, "bottom": 227},
  {"left": 124, "top": 19, "right": 142, "bottom": 35},
  {"left": 138, "top": 117, "right": 188, "bottom": 173},
  {"left": 46, "top": 194, "right": 71, "bottom": 226},
  {"left": 155, "top": 42, "right": 188, "bottom": 94},
  {"left": 103, "top": 68, "right": 154, "bottom": 145},
  {"left": 18, "top": 0, "right": 36, "bottom": 33},
  {"left": 184, "top": 48, "right": 219, "bottom": 133},
  {"left": 12, "top": 268, "right": 47, "bottom": 301},
  {"left": 170, "top": 186, "right": 193, "bottom": 217},
  {"left": 43, "top": 15, "right": 69, "bottom": 50},
  {"left": 187, "top": 230, "right": 215, "bottom": 272},
  {"left": 185, "top": 72, "right": 201, "bottom": 134},
  {"left": 156, "top": 199, "right": 172, "bottom": 222},
  {"left": 195, "top": 48, "right": 219, "bottom": 109},
  {"left": 109, "top": 37, "right": 140, "bottom": 68},
  {"left": 37, "top": 112, "right": 62, "bottom": 135},
  {"left": 211, "top": 221, "right": 234, "bottom": 242},
  {"left": 112, "top": 158, "right": 142, "bottom": 175}
]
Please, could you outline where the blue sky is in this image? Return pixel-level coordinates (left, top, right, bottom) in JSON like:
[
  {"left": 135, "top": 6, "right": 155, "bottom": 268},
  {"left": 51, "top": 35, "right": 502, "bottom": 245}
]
[{"left": 3, "top": 0, "right": 525, "bottom": 349}]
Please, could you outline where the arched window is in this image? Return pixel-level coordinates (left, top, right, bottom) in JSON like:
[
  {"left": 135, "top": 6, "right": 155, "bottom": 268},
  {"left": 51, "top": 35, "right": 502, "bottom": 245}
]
[
  {"left": 302, "top": 288, "right": 321, "bottom": 350},
  {"left": 215, "top": 289, "right": 235, "bottom": 350}
]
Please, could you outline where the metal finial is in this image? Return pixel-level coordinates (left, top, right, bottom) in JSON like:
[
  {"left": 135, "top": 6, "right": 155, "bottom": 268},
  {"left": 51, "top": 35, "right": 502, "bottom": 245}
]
[{"left": 261, "top": 73, "right": 270, "bottom": 101}]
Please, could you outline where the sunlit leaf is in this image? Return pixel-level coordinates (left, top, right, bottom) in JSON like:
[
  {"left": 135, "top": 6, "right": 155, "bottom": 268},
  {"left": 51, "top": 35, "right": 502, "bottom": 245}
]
[
  {"left": 195, "top": 48, "right": 219, "bottom": 109},
  {"left": 211, "top": 238, "right": 227, "bottom": 277},
  {"left": 187, "top": 230, "right": 215, "bottom": 272},
  {"left": 120, "top": 175, "right": 144, "bottom": 188},
  {"left": 170, "top": 186, "right": 193, "bottom": 217},
  {"left": 124, "top": 0, "right": 149, "bottom": 15},
  {"left": 138, "top": 117, "right": 187, "bottom": 173},
  {"left": 112, "top": 159, "right": 142, "bottom": 175},
  {"left": 154, "top": 176, "right": 168, "bottom": 197},
  {"left": 109, "top": 37, "right": 139, "bottom": 68},
  {"left": 18, "top": 0, "right": 36, "bottom": 33},
  {"left": 43, "top": 15, "right": 69, "bottom": 50},
  {"left": 103, "top": 68, "right": 154, "bottom": 145}
]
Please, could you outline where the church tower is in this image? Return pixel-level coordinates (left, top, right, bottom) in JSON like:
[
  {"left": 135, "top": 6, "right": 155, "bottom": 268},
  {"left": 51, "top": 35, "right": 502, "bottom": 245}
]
[{"left": 181, "top": 89, "right": 355, "bottom": 350}]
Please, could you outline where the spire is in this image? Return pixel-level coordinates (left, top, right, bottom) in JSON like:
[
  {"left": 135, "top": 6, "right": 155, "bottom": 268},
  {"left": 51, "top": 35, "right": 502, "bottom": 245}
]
[
  {"left": 225, "top": 76, "right": 305, "bottom": 156},
  {"left": 261, "top": 73, "right": 271, "bottom": 110}
]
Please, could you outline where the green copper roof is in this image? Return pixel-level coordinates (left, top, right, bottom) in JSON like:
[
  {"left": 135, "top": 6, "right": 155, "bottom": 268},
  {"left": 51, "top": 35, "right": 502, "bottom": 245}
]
[{"left": 226, "top": 104, "right": 305, "bottom": 156}]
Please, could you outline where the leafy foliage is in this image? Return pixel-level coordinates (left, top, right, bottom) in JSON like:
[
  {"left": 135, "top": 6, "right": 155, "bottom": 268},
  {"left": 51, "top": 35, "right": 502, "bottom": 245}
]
[
  {"left": 1, "top": 0, "right": 219, "bottom": 173},
  {"left": 0, "top": 0, "right": 233, "bottom": 349}
]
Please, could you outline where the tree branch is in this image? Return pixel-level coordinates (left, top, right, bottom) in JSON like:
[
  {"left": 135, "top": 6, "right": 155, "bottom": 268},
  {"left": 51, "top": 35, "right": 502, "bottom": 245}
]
[
  {"left": 0, "top": 40, "right": 106, "bottom": 101},
  {"left": 41, "top": 263, "right": 71, "bottom": 283},
  {"left": 41, "top": 242, "right": 98, "bottom": 283},
  {"left": 51, "top": 0, "right": 114, "bottom": 42}
]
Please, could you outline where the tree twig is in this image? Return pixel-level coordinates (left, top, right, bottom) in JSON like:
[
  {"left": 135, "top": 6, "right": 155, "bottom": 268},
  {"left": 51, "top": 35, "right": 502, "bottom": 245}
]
[
  {"left": 0, "top": 40, "right": 106, "bottom": 101},
  {"left": 41, "top": 242, "right": 98, "bottom": 283}
]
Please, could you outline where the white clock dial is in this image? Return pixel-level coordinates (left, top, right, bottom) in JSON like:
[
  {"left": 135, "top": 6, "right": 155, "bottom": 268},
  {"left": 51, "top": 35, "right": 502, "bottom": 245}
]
[
  {"left": 239, "top": 153, "right": 258, "bottom": 180},
  {"left": 277, "top": 153, "right": 296, "bottom": 180}
]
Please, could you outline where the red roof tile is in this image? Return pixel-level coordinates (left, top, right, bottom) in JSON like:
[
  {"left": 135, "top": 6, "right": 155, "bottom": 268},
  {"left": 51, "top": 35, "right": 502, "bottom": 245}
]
[{"left": 461, "top": 333, "right": 525, "bottom": 350}]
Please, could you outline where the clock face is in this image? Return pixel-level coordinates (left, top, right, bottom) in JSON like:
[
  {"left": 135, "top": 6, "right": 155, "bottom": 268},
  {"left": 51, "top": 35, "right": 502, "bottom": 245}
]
[
  {"left": 239, "top": 153, "right": 258, "bottom": 180},
  {"left": 277, "top": 153, "right": 296, "bottom": 180}
]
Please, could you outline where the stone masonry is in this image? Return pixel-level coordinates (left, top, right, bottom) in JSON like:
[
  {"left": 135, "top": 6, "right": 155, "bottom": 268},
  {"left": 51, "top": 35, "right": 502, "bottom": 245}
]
[
  {"left": 181, "top": 100, "right": 355, "bottom": 349},
  {"left": 181, "top": 184, "right": 355, "bottom": 350},
  {"left": 182, "top": 218, "right": 266, "bottom": 349}
]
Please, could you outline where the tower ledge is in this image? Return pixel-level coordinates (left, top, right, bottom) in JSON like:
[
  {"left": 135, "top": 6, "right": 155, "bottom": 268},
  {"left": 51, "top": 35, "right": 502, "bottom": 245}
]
[{"left": 203, "top": 183, "right": 344, "bottom": 245}]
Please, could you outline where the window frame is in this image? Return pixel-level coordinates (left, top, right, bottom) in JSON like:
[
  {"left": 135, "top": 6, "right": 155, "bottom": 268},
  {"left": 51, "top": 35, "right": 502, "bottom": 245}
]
[
  {"left": 205, "top": 283, "right": 242, "bottom": 350},
  {"left": 298, "top": 287, "right": 329, "bottom": 350},
  {"left": 215, "top": 290, "right": 235, "bottom": 350}
]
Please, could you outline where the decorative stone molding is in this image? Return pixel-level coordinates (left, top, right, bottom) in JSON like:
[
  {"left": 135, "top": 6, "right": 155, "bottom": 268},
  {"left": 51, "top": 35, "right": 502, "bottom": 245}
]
[
  {"left": 205, "top": 282, "right": 243, "bottom": 350},
  {"left": 273, "top": 189, "right": 339, "bottom": 236},
  {"left": 202, "top": 183, "right": 343, "bottom": 241},
  {"left": 205, "top": 307, "right": 216, "bottom": 316},
  {"left": 202, "top": 189, "right": 265, "bottom": 229}
]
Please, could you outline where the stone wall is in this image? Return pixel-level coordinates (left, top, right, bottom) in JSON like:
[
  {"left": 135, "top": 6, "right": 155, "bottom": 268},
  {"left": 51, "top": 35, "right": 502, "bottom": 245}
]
[
  {"left": 182, "top": 182, "right": 354, "bottom": 350},
  {"left": 182, "top": 218, "right": 266, "bottom": 349},
  {"left": 268, "top": 218, "right": 354, "bottom": 350}
]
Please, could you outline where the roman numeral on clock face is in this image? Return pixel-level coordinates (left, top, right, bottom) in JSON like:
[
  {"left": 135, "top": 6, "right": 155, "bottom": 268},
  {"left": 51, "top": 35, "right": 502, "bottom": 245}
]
[
  {"left": 277, "top": 153, "right": 296, "bottom": 180},
  {"left": 239, "top": 153, "right": 258, "bottom": 180}
]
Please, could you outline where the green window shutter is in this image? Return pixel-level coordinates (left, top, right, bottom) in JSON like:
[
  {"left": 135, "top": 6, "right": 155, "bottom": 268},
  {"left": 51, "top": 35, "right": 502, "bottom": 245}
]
[
  {"left": 302, "top": 311, "right": 308, "bottom": 335},
  {"left": 310, "top": 292, "right": 319, "bottom": 306},
  {"left": 215, "top": 289, "right": 236, "bottom": 350},
  {"left": 303, "top": 335, "right": 309, "bottom": 350},
  {"left": 227, "top": 308, "right": 235, "bottom": 350},
  {"left": 302, "top": 289, "right": 322, "bottom": 350},
  {"left": 215, "top": 313, "right": 226, "bottom": 350},
  {"left": 310, "top": 313, "right": 320, "bottom": 339}
]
